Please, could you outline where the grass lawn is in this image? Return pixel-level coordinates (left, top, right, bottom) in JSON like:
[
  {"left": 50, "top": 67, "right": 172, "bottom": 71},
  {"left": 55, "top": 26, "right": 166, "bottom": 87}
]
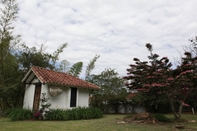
[{"left": 1, "top": 114, "right": 197, "bottom": 131}]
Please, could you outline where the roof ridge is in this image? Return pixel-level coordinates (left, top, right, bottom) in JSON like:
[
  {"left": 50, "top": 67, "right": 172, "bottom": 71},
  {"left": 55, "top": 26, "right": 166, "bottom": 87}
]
[
  {"left": 30, "top": 66, "right": 100, "bottom": 90},
  {"left": 32, "top": 66, "right": 88, "bottom": 81},
  {"left": 31, "top": 66, "right": 68, "bottom": 74}
]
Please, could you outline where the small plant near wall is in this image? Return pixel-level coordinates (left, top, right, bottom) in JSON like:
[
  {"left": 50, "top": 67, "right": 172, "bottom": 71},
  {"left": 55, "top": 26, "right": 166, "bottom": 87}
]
[{"left": 34, "top": 93, "right": 51, "bottom": 120}]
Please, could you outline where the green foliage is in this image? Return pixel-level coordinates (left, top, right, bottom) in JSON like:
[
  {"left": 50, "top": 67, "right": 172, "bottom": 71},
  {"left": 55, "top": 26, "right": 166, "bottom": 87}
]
[
  {"left": 51, "top": 43, "right": 67, "bottom": 66},
  {"left": 0, "top": 83, "right": 24, "bottom": 110},
  {"left": 89, "top": 68, "right": 127, "bottom": 113},
  {"left": 45, "top": 107, "right": 103, "bottom": 121},
  {"left": 0, "top": 0, "right": 67, "bottom": 113},
  {"left": 5, "top": 108, "right": 32, "bottom": 121},
  {"left": 0, "top": 42, "right": 66, "bottom": 112},
  {"left": 4, "top": 108, "right": 16, "bottom": 117},
  {"left": 59, "top": 54, "right": 99, "bottom": 77},
  {"left": 44, "top": 109, "right": 67, "bottom": 120},
  {"left": 68, "top": 107, "right": 103, "bottom": 120},
  {"left": 0, "top": 0, "right": 20, "bottom": 84},
  {"left": 85, "top": 54, "right": 100, "bottom": 80},
  {"left": 0, "top": 0, "right": 23, "bottom": 112},
  {"left": 153, "top": 113, "right": 172, "bottom": 123},
  {"left": 68, "top": 62, "right": 83, "bottom": 77},
  {"left": 16, "top": 44, "right": 63, "bottom": 74}
]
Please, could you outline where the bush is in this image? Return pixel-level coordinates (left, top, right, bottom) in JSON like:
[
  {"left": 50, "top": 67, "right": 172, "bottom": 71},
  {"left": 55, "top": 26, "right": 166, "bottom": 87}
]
[
  {"left": 88, "top": 107, "right": 103, "bottom": 118},
  {"left": 4, "top": 108, "right": 16, "bottom": 117},
  {"left": 45, "top": 109, "right": 67, "bottom": 120},
  {"left": 45, "top": 107, "right": 103, "bottom": 121},
  {"left": 153, "top": 113, "right": 172, "bottom": 123},
  {"left": 5, "top": 108, "right": 33, "bottom": 121}
]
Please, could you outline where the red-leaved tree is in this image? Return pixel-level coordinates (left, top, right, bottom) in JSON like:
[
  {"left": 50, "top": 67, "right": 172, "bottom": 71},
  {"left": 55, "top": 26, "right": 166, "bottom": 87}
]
[{"left": 124, "top": 44, "right": 197, "bottom": 119}]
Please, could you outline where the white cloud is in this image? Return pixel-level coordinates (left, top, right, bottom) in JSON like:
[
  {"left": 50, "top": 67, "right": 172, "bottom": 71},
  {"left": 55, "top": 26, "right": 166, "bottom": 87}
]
[{"left": 14, "top": 0, "right": 197, "bottom": 77}]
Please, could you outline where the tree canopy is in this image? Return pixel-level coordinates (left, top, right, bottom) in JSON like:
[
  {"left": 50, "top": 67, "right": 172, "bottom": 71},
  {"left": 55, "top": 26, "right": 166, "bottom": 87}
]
[
  {"left": 124, "top": 43, "right": 197, "bottom": 119},
  {"left": 89, "top": 68, "right": 127, "bottom": 113},
  {"left": 0, "top": 0, "right": 68, "bottom": 112}
]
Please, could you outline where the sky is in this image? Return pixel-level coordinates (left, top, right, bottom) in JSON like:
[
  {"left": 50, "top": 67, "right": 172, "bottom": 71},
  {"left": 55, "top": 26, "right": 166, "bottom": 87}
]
[{"left": 13, "top": 0, "right": 197, "bottom": 77}]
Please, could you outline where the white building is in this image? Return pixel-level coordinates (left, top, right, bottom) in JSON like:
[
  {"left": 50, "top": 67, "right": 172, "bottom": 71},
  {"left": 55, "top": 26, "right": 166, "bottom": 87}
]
[{"left": 22, "top": 66, "right": 100, "bottom": 112}]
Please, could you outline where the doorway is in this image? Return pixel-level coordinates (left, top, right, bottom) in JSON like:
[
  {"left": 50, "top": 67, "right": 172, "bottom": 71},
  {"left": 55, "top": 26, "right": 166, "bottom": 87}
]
[{"left": 33, "top": 85, "right": 41, "bottom": 111}]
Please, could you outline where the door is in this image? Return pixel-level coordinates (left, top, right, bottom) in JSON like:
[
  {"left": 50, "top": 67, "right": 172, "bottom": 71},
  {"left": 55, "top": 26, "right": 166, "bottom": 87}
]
[{"left": 33, "top": 85, "right": 41, "bottom": 111}]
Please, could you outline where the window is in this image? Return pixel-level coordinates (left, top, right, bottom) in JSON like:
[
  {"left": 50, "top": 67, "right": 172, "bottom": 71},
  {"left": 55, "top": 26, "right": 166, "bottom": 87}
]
[{"left": 70, "top": 87, "right": 77, "bottom": 107}]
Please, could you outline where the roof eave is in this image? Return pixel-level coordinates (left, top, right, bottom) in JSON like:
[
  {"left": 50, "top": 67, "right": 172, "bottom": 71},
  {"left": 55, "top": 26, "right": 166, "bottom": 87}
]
[
  {"left": 21, "top": 68, "right": 33, "bottom": 82},
  {"left": 47, "top": 83, "right": 100, "bottom": 90}
]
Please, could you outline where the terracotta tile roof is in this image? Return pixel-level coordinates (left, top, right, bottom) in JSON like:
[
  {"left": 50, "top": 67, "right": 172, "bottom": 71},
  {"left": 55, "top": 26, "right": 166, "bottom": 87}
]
[{"left": 29, "top": 66, "right": 100, "bottom": 90}]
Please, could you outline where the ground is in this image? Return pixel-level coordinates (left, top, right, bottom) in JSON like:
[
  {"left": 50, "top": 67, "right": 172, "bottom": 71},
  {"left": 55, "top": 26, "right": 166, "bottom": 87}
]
[{"left": 1, "top": 114, "right": 197, "bottom": 131}]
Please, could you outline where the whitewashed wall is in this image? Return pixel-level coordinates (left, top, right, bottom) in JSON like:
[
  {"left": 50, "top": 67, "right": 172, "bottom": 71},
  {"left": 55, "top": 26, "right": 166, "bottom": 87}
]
[
  {"left": 77, "top": 89, "right": 89, "bottom": 107},
  {"left": 46, "top": 87, "right": 90, "bottom": 109},
  {"left": 23, "top": 79, "right": 38, "bottom": 110},
  {"left": 23, "top": 82, "right": 90, "bottom": 110},
  {"left": 41, "top": 85, "right": 65, "bottom": 109},
  {"left": 23, "top": 84, "right": 35, "bottom": 110}
]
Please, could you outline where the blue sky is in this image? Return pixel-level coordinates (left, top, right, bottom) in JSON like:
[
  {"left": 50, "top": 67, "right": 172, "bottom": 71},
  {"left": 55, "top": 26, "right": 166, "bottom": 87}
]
[{"left": 14, "top": 0, "right": 197, "bottom": 77}]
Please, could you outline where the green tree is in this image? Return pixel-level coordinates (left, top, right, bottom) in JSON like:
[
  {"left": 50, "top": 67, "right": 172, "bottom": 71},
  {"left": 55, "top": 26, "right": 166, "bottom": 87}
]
[
  {"left": 62, "top": 54, "right": 100, "bottom": 78},
  {"left": 0, "top": 0, "right": 22, "bottom": 112},
  {"left": 85, "top": 54, "right": 100, "bottom": 80},
  {"left": 0, "top": 0, "right": 20, "bottom": 84},
  {"left": 51, "top": 44, "right": 67, "bottom": 67},
  {"left": 0, "top": 0, "right": 68, "bottom": 113},
  {"left": 0, "top": 42, "right": 67, "bottom": 112},
  {"left": 68, "top": 61, "right": 83, "bottom": 77},
  {"left": 16, "top": 43, "right": 67, "bottom": 75},
  {"left": 89, "top": 68, "right": 127, "bottom": 113}
]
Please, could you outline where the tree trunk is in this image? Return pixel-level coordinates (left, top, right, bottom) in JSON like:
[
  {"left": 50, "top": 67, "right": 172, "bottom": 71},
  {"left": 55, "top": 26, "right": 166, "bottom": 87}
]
[
  {"left": 169, "top": 100, "right": 179, "bottom": 119},
  {"left": 178, "top": 103, "right": 183, "bottom": 118},
  {"left": 177, "top": 89, "right": 193, "bottom": 118}
]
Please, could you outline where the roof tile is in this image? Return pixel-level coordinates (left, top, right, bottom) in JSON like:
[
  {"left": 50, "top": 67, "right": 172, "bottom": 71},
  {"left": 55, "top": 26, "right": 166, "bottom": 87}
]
[{"left": 31, "top": 66, "right": 100, "bottom": 90}]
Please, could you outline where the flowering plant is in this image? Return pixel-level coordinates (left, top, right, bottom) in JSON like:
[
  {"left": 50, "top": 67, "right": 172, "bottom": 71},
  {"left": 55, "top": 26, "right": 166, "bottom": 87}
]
[
  {"left": 39, "top": 93, "right": 51, "bottom": 119},
  {"left": 33, "top": 111, "right": 41, "bottom": 119},
  {"left": 33, "top": 93, "right": 51, "bottom": 120}
]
